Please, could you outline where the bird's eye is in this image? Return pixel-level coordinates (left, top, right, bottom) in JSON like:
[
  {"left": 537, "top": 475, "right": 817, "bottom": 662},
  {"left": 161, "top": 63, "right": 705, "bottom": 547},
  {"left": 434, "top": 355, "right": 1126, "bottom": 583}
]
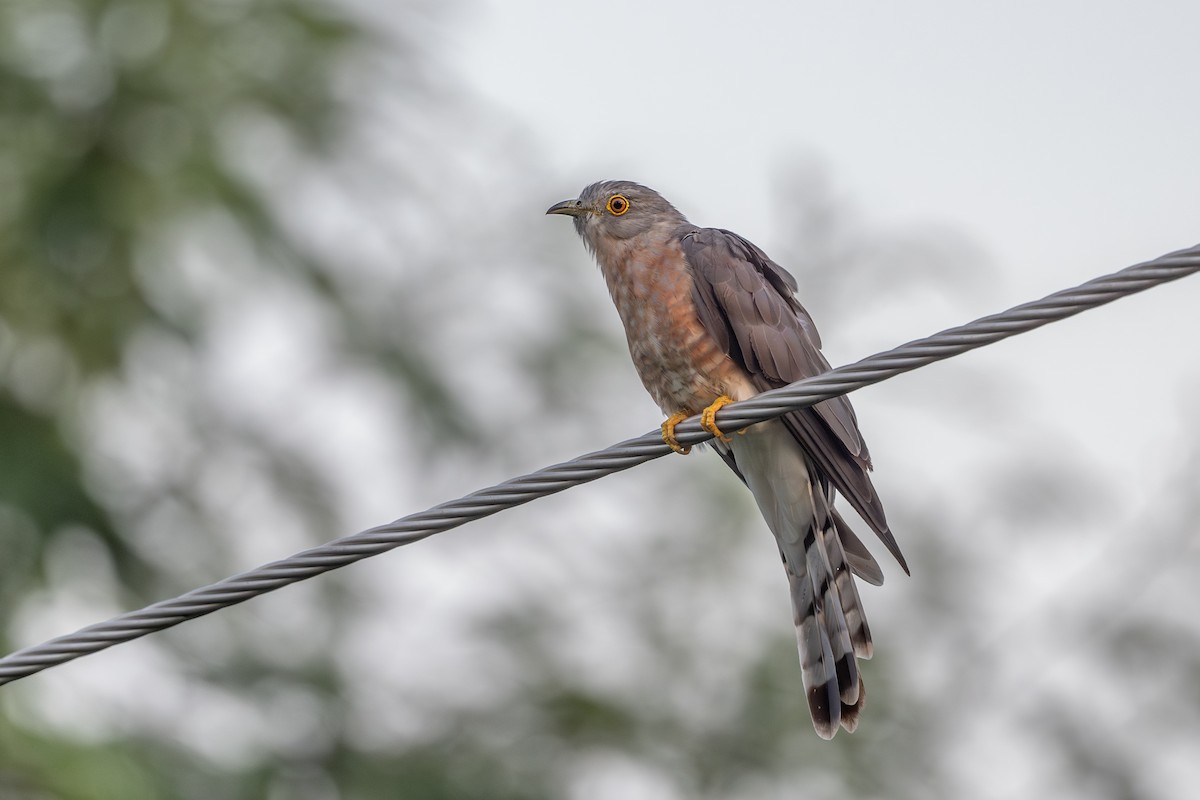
[{"left": 606, "top": 194, "right": 630, "bottom": 216}]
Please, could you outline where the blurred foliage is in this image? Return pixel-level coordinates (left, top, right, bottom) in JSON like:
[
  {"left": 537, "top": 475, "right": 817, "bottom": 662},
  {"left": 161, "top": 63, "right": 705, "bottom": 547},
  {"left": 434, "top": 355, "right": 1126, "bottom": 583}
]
[
  {"left": 0, "top": 0, "right": 359, "bottom": 370},
  {"left": 0, "top": 0, "right": 359, "bottom": 610},
  {"left": 1, "top": 1, "right": 1199, "bottom": 799}
]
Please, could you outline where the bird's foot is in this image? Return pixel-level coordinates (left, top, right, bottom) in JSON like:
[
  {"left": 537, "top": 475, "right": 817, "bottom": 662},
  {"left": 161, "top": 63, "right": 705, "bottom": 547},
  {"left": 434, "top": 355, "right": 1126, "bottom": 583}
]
[
  {"left": 661, "top": 411, "right": 693, "bottom": 455},
  {"left": 700, "top": 395, "right": 736, "bottom": 442}
]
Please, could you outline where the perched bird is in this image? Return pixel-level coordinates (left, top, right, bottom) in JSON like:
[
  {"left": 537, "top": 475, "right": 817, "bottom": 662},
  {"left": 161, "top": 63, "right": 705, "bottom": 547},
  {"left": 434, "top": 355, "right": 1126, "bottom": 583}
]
[{"left": 547, "top": 181, "right": 908, "bottom": 738}]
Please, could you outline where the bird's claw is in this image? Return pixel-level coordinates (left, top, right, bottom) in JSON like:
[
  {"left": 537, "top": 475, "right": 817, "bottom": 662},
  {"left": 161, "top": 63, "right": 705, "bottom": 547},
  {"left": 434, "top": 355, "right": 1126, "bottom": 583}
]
[
  {"left": 661, "top": 411, "right": 692, "bottom": 455},
  {"left": 700, "top": 395, "right": 735, "bottom": 442}
]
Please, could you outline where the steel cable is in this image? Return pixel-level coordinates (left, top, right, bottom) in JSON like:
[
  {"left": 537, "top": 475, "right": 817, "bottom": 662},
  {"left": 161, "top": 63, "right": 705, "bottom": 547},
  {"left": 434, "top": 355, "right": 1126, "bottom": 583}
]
[{"left": 1, "top": 244, "right": 1197, "bottom": 684}]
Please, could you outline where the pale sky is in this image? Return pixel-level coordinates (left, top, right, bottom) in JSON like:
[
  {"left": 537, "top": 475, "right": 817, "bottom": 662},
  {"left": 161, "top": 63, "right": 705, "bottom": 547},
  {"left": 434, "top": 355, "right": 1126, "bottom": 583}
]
[{"left": 453, "top": 1, "right": 1199, "bottom": 268}]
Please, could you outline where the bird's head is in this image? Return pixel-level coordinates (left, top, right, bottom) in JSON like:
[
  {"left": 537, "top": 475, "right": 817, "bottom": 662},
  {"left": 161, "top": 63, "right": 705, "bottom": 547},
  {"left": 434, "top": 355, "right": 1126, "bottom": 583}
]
[{"left": 546, "top": 180, "right": 686, "bottom": 251}]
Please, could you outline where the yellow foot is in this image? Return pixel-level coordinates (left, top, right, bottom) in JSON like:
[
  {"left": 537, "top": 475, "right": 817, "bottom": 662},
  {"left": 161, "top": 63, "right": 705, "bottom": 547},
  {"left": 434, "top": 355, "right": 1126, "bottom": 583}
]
[
  {"left": 661, "top": 411, "right": 692, "bottom": 455},
  {"left": 700, "top": 395, "right": 736, "bottom": 442}
]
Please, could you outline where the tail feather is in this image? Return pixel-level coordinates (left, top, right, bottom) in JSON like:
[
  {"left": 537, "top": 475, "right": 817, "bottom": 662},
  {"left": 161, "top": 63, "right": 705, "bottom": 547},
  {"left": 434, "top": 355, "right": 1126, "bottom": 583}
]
[
  {"left": 781, "top": 518, "right": 866, "bottom": 739},
  {"left": 832, "top": 509, "right": 885, "bottom": 587},
  {"left": 786, "top": 556, "right": 842, "bottom": 738},
  {"left": 822, "top": 503, "right": 873, "bottom": 660},
  {"left": 729, "top": 423, "right": 876, "bottom": 739},
  {"left": 818, "top": 510, "right": 870, "bottom": 732},
  {"left": 804, "top": 518, "right": 860, "bottom": 706}
]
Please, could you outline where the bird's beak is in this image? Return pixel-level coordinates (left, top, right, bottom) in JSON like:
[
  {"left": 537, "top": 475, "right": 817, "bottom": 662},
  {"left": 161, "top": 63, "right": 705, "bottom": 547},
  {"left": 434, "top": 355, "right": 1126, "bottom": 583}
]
[{"left": 546, "top": 198, "right": 588, "bottom": 217}]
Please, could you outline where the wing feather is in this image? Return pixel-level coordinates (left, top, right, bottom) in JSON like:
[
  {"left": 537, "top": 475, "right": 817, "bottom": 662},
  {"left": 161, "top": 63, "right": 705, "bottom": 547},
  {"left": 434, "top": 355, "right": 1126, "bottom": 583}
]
[{"left": 681, "top": 227, "right": 908, "bottom": 573}]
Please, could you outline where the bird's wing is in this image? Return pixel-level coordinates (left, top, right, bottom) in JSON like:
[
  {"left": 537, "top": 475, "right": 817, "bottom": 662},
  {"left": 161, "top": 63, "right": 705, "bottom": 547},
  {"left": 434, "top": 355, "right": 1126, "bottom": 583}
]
[{"left": 681, "top": 227, "right": 908, "bottom": 573}]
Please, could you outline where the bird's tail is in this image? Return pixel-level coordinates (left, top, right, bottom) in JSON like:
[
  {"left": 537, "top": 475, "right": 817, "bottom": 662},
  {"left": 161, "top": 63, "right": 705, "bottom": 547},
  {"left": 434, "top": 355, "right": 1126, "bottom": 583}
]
[
  {"left": 783, "top": 488, "right": 874, "bottom": 738},
  {"left": 729, "top": 423, "right": 875, "bottom": 739}
]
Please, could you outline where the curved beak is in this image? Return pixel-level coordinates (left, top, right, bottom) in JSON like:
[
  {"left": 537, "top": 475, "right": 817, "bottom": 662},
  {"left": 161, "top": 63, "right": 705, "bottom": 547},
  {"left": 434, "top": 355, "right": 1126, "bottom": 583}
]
[{"left": 546, "top": 198, "right": 587, "bottom": 217}]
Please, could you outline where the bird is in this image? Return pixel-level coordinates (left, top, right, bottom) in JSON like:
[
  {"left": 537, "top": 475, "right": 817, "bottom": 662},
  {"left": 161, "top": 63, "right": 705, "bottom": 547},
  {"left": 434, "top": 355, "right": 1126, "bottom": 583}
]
[{"left": 547, "top": 181, "right": 908, "bottom": 738}]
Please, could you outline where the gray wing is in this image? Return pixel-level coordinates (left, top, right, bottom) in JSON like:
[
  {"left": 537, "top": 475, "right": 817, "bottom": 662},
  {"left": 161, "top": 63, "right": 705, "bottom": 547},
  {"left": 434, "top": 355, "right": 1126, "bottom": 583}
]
[{"left": 681, "top": 227, "right": 908, "bottom": 574}]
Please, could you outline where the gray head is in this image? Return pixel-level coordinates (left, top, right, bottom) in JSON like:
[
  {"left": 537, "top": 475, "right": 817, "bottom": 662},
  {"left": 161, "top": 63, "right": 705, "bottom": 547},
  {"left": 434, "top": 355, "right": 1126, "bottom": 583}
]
[{"left": 546, "top": 181, "right": 688, "bottom": 251}]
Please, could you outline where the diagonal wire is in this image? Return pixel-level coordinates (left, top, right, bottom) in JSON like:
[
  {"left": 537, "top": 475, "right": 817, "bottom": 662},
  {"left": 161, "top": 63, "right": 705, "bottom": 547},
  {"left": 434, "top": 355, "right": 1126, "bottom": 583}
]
[{"left": 1, "top": 244, "right": 1198, "bottom": 685}]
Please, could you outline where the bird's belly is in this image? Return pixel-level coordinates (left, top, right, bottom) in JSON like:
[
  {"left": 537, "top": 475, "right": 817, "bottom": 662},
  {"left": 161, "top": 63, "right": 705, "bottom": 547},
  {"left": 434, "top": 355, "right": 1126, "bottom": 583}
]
[
  {"left": 627, "top": 323, "right": 730, "bottom": 414},
  {"left": 609, "top": 260, "right": 752, "bottom": 415}
]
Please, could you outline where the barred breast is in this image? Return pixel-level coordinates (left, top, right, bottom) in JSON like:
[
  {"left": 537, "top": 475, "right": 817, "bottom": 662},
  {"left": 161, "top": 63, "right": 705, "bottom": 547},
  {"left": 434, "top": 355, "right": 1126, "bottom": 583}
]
[{"left": 596, "top": 232, "right": 755, "bottom": 416}]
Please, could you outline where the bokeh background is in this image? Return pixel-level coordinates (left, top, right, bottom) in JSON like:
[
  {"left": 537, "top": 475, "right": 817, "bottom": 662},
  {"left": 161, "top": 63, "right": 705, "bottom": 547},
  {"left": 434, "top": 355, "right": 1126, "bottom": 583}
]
[{"left": 2, "top": 1, "right": 1199, "bottom": 798}]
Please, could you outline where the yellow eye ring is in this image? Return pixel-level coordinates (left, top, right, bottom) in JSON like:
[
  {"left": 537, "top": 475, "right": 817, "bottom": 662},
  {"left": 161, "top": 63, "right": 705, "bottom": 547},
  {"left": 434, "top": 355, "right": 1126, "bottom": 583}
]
[{"left": 606, "top": 194, "right": 630, "bottom": 215}]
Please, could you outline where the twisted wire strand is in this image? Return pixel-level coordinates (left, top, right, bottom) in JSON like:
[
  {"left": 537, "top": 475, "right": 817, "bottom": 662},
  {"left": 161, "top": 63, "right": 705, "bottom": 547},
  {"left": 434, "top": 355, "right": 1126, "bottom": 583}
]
[{"left": 1, "top": 244, "right": 1197, "bottom": 684}]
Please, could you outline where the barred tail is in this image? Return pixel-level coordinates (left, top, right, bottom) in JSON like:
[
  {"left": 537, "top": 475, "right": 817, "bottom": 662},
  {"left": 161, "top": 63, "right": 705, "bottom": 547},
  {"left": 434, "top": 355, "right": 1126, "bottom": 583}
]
[
  {"left": 730, "top": 422, "right": 876, "bottom": 739},
  {"left": 783, "top": 506, "right": 873, "bottom": 738}
]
